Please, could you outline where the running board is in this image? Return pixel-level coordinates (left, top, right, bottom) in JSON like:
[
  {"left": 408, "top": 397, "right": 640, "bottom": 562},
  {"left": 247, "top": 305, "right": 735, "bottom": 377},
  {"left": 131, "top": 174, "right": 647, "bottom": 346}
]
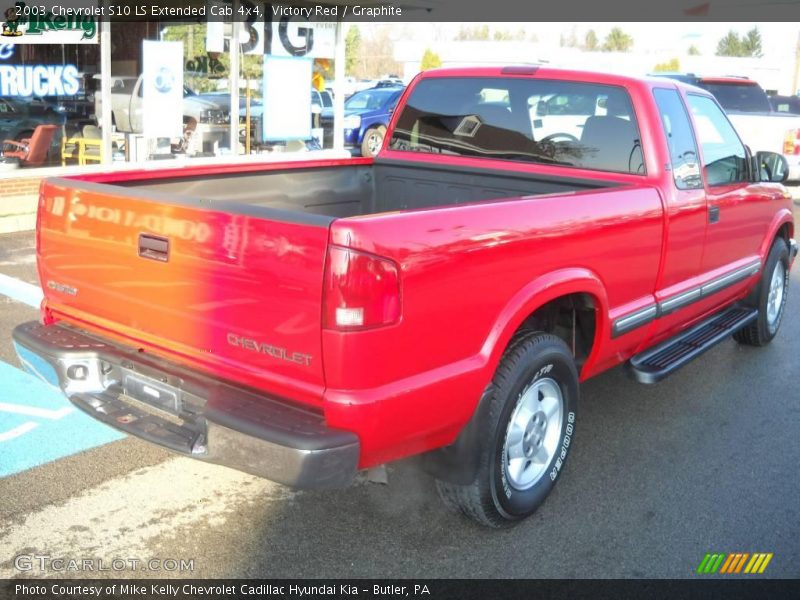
[{"left": 626, "top": 306, "right": 758, "bottom": 384}]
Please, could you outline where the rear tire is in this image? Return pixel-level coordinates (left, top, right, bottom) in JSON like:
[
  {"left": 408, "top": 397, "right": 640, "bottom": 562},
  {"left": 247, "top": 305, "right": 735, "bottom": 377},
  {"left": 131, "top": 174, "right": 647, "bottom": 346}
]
[
  {"left": 436, "top": 332, "right": 579, "bottom": 528},
  {"left": 733, "top": 238, "right": 789, "bottom": 346}
]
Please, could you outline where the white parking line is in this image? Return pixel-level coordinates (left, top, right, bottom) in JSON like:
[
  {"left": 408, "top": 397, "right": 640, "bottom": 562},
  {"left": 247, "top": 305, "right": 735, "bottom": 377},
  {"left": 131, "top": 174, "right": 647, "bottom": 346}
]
[
  {"left": 0, "top": 272, "right": 43, "bottom": 309},
  {"left": 0, "top": 422, "right": 39, "bottom": 443},
  {"left": 0, "top": 402, "right": 73, "bottom": 420},
  {"left": 0, "top": 458, "right": 294, "bottom": 577}
]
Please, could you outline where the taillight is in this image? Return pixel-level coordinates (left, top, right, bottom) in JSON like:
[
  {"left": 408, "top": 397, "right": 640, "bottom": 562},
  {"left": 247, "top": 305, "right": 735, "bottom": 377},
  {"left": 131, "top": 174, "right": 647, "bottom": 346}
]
[
  {"left": 323, "top": 246, "right": 401, "bottom": 331},
  {"left": 783, "top": 129, "right": 800, "bottom": 155}
]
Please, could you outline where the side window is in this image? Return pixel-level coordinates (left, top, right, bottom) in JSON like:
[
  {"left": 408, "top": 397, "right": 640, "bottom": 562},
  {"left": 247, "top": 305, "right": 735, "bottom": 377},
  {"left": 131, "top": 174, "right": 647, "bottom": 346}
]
[
  {"left": 653, "top": 89, "right": 702, "bottom": 189},
  {"left": 686, "top": 94, "right": 748, "bottom": 186}
]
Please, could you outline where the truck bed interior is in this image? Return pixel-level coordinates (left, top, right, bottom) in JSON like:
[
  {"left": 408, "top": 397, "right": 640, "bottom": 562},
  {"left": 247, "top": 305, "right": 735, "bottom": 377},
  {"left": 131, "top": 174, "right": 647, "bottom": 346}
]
[{"left": 113, "top": 159, "right": 621, "bottom": 219}]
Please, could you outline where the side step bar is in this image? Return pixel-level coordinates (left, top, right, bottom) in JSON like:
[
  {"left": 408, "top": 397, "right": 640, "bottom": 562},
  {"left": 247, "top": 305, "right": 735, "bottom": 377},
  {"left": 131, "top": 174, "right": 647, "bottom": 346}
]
[{"left": 627, "top": 306, "right": 758, "bottom": 384}]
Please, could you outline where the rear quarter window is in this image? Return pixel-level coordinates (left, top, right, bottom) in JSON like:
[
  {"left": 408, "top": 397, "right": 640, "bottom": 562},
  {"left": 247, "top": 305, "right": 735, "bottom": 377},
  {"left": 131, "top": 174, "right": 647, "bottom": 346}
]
[{"left": 389, "top": 77, "right": 645, "bottom": 175}]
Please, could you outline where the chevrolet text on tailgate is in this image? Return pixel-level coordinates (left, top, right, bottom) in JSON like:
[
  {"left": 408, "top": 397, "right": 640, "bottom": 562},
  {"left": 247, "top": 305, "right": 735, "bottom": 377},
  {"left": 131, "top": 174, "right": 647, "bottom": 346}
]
[{"left": 14, "top": 67, "right": 797, "bottom": 527}]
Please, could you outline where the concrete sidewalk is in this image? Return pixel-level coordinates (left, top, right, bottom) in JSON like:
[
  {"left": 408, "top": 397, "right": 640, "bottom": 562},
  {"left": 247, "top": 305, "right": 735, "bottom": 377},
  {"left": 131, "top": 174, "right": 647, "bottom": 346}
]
[{"left": 0, "top": 177, "right": 41, "bottom": 235}]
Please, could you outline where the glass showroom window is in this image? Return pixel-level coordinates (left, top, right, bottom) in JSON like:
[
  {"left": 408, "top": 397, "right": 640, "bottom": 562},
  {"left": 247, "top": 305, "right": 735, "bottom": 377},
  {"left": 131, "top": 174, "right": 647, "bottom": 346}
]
[
  {"left": 105, "top": 22, "right": 236, "bottom": 163},
  {"left": 0, "top": 42, "right": 99, "bottom": 171}
]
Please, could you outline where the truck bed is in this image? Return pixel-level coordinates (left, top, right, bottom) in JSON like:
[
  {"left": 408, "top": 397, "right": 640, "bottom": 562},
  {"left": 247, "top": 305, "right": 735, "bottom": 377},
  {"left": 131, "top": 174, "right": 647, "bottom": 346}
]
[
  {"left": 38, "top": 156, "right": 641, "bottom": 414},
  {"left": 107, "top": 158, "right": 620, "bottom": 219}
]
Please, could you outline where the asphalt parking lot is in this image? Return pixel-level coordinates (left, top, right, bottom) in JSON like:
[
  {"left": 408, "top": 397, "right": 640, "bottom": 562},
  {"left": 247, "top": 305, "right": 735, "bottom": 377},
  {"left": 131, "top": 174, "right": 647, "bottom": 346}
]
[{"left": 0, "top": 203, "right": 799, "bottom": 579}]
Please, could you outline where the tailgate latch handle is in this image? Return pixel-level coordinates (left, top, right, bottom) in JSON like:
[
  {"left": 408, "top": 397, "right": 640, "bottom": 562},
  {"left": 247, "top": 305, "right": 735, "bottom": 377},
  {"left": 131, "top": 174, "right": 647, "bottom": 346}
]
[{"left": 138, "top": 234, "right": 170, "bottom": 263}]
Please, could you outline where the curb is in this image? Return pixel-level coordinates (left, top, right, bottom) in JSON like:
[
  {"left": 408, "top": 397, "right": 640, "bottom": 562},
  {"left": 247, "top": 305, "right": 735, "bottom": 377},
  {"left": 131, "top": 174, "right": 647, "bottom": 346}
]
[{"left": 0, "top": 212, "right": 35, "bottom": 234}]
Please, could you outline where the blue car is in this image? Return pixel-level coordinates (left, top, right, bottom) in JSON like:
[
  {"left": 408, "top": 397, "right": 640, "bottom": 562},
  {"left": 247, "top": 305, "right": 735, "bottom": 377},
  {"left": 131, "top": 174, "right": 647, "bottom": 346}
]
[{"left": 320, "top": 86, "right": 404, "bottom": 157}]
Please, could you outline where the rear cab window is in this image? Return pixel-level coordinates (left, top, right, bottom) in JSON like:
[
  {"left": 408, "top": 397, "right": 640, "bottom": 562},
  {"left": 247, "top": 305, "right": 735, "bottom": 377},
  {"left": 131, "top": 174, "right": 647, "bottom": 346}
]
[{"left": 389, "top": 77, "right": 645, "bottom": 175}]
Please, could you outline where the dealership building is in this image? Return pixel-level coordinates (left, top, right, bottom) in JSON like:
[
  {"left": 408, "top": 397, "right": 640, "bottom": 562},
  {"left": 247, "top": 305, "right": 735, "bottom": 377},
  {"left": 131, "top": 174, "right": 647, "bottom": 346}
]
[{"left": 0, "top": 13, "right": 350, "bottom": 230}]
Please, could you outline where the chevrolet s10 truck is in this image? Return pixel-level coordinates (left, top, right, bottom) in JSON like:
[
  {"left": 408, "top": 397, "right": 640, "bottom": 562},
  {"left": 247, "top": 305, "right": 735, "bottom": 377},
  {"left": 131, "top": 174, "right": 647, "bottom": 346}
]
[{"left": 13, "top": 67, "right": 797, "bottom": 527}]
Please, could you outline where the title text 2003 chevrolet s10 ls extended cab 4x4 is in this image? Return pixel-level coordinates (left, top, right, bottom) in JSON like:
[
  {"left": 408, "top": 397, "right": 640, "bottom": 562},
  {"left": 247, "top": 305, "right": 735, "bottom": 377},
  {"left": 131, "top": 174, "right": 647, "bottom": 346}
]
[{"left": 13, "top": 67, "right": 797, "bottom": 527}]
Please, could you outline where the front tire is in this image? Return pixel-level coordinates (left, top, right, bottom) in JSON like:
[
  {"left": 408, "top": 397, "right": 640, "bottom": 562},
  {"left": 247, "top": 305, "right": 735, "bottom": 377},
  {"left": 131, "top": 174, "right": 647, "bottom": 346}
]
[
  {"left": 734, "top": 238, "right": 790, "bottom": 346},
  {"left": 436, "top": 332, "right": 579, "bottom": 528},
  {"left": 360, "top": 126, "right": 385, "bottom": 158}
]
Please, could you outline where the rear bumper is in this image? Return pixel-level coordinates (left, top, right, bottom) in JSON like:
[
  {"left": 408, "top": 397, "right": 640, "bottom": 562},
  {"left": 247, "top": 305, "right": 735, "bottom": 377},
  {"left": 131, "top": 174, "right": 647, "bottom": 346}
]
[{"left": 11, "top": 321, "right": 359, "bottom": 489}]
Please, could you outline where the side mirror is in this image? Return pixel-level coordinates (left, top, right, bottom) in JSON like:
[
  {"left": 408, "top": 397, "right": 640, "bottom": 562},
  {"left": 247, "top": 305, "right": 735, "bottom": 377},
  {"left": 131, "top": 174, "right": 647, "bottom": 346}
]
[{"left": 756, "top": 150, "right": 789, "bottom": 183}]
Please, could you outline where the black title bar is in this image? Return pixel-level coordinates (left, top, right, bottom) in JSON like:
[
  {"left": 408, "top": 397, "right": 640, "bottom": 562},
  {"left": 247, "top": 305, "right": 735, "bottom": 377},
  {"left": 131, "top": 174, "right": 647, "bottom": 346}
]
[{"left": 1, "top": 0, "right": 798, "bottom": 22}]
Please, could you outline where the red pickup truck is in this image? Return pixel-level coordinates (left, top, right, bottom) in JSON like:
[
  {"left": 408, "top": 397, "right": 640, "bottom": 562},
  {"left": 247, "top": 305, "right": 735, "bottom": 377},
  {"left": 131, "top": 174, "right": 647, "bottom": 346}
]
[{"left": 13, "top": 67, "right": 797, "bottom": 527}]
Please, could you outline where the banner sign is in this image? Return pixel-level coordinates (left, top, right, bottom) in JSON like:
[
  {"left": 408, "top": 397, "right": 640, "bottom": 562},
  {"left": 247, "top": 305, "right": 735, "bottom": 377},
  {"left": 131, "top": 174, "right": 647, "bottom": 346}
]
[
  {"left": 205, "top": 2, "right": 335, "bottom": 59},
  {"left": 262, "top": 55, "right": 311, "bottom": 141},
  {"left": 0, "top": 63, "right": 79, "bottom": 96},
  {"left": 268, "top": 18, "right": 335, "bottom": 59},
  {"left": 206, "top": 20, "right": 264, "bottom": 56},
  {"left": 0, "top": 1, "right": 98, "bottom": 43},
  {"left": 142, "top": 40, "right": 183, "bottom": 138}
]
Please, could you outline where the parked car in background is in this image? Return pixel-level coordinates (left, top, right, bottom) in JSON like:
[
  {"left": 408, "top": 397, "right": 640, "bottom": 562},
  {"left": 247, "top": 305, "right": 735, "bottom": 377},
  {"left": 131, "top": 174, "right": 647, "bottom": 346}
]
[
  {"left": 317, "top": 90, "right": 333, "bottom": 110},
  {"left": 320, "top": 86, "right": 404, "bottom": 156},
  {"left": 94, "top": 75, "right": 233, "bottom": 156},
  {"left": 353, "top": 79, "right": 379, "bottom": 94},
  {"left": 769, "top": 95, "right": 800, "bottom": 115},
  {"left": 311, "top": 89, "right": 329, "bottom": 114},
  {"left": 326, "top": 76, "right": 358, "bottom": 98},
  {"left": 96, "top": 75, "right": 228, "bottom": 133},
  {"left": 374, "top": 78, "right": 404, "bottom": 88},
  {"left": 648, "top": 72, "right": 700, "bottom": 85},
  {"left": 227, "top": 90, "right": 324, "bottom": 150},
  {"left": 653, "top": 73, "right": 800, "bottom": 180},
  {"left": 197, "top": 91, "right": 263, "bottom": 148},
  {"left": 0, "top": 97, "right": 66, "bottom": 165}
]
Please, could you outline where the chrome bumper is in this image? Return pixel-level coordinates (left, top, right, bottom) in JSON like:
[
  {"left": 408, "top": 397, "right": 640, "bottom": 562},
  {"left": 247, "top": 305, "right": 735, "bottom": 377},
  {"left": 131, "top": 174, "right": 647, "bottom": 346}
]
[{"left": 11, "top": 321, "right": 359, "bottom": 489}]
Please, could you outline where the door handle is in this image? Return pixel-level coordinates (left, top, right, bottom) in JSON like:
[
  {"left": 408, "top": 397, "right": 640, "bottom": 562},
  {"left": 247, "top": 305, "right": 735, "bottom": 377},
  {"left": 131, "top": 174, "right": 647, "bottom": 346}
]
[
  {"left": 708, "top": 205, "right": 720, "bottom": 224},
  {"left": 138, "top": 233, "right": 169, "bottom": 262}
]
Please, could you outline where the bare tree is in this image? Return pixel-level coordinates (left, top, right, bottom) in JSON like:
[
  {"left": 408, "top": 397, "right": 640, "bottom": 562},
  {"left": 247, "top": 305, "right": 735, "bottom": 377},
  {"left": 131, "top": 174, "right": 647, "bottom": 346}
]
[{"left": 356, "top": 26, "right": 402, "bottom": 79}]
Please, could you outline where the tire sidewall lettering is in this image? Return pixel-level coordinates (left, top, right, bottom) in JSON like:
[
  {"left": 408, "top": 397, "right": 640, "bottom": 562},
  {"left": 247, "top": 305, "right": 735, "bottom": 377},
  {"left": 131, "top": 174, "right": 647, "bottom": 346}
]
[
  {"left": 499, "top": 362, "right": 555, "bottom": 500},
  {"left": 492, "top": 346, "right": 578, "bottom": 518}
]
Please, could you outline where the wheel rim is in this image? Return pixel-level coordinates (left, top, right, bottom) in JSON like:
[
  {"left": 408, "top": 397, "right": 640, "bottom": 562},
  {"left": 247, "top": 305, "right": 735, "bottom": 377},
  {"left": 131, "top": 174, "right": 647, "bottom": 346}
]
[
  {"left": 503, "top": 377, "right": 564, "bottom": 491},
  {"left": 367, "top": 132, "right": 382, "bottom": 155},
  {"left": 766, "top": 259, "right": 786, "bottom": 330}
]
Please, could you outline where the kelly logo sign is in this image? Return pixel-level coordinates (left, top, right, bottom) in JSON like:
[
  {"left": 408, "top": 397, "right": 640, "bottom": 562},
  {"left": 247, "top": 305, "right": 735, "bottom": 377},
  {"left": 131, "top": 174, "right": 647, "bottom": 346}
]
[{"left": 2, "top": 2, "right": 97, "bottom": 44}]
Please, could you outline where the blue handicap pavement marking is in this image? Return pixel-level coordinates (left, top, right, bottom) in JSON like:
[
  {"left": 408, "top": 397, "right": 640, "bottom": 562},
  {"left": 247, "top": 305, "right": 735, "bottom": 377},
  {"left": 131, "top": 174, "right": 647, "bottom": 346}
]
[{"left": 0, "top": 359, "right": 124, "bottom": 478}]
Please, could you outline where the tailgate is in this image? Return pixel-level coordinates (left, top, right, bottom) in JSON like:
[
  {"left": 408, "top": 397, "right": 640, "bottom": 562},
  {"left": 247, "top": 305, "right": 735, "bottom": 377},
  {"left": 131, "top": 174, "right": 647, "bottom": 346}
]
[{"left": 37, "top": 177, "right": 332, "bottom": 407}]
